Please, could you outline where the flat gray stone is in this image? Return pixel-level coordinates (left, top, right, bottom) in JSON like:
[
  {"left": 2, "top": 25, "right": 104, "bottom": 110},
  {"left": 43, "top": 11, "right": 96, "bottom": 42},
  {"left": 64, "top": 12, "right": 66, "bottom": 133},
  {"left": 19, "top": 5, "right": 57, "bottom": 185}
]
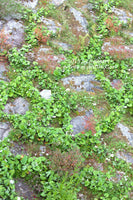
[
  {"left": 70, "top": 110, "right": 93, "bottom": 135},
  {"left": 102, "top": 40, "right": 133, "bottom": 59},
  {"left": 117, "top": 123, "right": 133, "bottom": 146},
  {"left": 0, "top": 122, "right": 11, "bottom": 140},
  {"left": 41, "top": 17, "right": 62, "bottom": 33},
  {"left": 123, "top": 31, "right": 133, "bottom": 37},
  {"left": 112, "top": 7, "right": 133, "bottom": 24},
  {"left": 10, "top": 141, "right": 28, "bottom": 156},
  {"left": 51, "top": 0, "right": 66, "bottom": 7},
  {"left": 39, "top": 145, "right": 46, "bottom": 156},
  {"left": 3, "top": 20, "right": 25, "bottom": 47},
  {"left": 38, "top": 45, "right": 50, "bottom": 53},
  {"left": 0, "top": 20, "right": 5, "bottom": 30},
  {"left": 52, "top": 41, "right": 72, "bottom": 51},
  {"left": 40, "top": 90, "right": 52, "bottom": 99},
  {"left": 70, "top": 7, "right": 88, "bottom": 33},
  {"left": 15, "top": 179, "right": 37, "bottom": 200},
  {"left": 20, "top": 0, "right": 38, "bottom": 9},
  {"left": 4, "top": 97, "right": 29, "bottom": 115},
  {"left": 62, "top": 74, "right": 100, "bottom": 92},
  {"left": 116, "top": 151, "right": 133, "bottom": 164},
  {"left": 111, "top": 79, "right": 122, "bottom": 90},
  {"left": 0, "top": 62, "right": 8, "bottom": 81}
]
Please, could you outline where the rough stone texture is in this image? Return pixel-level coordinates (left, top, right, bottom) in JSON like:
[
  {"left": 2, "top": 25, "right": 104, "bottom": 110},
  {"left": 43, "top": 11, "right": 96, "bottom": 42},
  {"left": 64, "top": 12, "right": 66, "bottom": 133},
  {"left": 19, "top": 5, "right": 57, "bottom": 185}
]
[
  {"left": 40, "top": 90, "right": 52, "bottom": 99},
  {"left": 20, "top": 0, "right": 38, "bottom": 9},
  {"left": 78, "top": 193, "right": 86, "bottom": 200},
  {"left": 70, "top": 109, "right": 93, "bottom": 135},
  {"left": 15, "top": 179, "right": 37, "bottom": 200},
  {"left": 116, "top": 151, "right": 133, "bottom": 164},
  {"left": 0, "top": 20, "right": 5, "bottom": 30},
  {"left": 0, "top": 122, "right": 11, "bottom": 140},
  {"left": 112, "top": 7, "right": 133, "bottom": 24},
  {"left": 2, "top": 20, "right": 25, "bottom": 47},
  {"left": 70, "top": 7, "right": 88, "bottom": 33},
  {"left": 81, "top": 3, "right": 97, "bottom": 22},
  {"left": 102, "top": 39, "right": 133, "bottom": 59},
  {"left": 123, "top": 31, "right": 133, "bottom": 37},
  {"left": 0, "top": 62, "right": 9, "bottom": 81},
  {"left": 32, "top": 46, "right": 52, "bottom": 63},
  {"left": 35, "top": 45, "right": 66, "bottom": 69},
  {"left": 10, "top": 142, "right": 28, "bottom": 156},
  {"left": 62, "top": 74, "right": 101, "bottom": 92},
  {"left": 39, "top": 145, "right": 46, "bottom": 156},
  {"left": 111, "top": 79, "right": 123, "bottom": 90},
  {"left": 117, "top": 123, "right": 133, "bottom": 146},
  {"left": 86, "top": 3, "right": 93, "bottom": 10},
  {"left": 52, "top": 41, "right": 73, "bottom": 51},
  {"left": 37, "top": 45, "right": 50, "bottom": 54},
  {"left": 4, "top": 97, "right": 29, "bottom": 115},
  {"left": 110, "top": 170, "right": 127, "bottom": 182},
  {"left": 41, "top": 17, "right": 62, "bottom": 33},
  {"left": 25, "top": 51, "right": 35, "bottom": 62},
  {"left": 51, "top": 0, "right": 66, "bottom": 7}
]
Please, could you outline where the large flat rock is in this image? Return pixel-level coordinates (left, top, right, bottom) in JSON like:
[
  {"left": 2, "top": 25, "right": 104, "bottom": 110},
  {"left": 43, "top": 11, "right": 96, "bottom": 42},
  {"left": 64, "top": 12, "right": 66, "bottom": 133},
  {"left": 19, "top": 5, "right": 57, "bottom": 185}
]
[
  {"left": 112, "top": 7, "right": 133, "bottom": 24},
  {"left": 19, "top": 0, "right": 38, "bottom": 9},
  {"left": 116, "top": 151, "right": 133, "bottom": 164},
  {"left": 51, "top": 0, "right": 66, "bottom": 7},
  {"left": 102, "top": 37, "right": 133, "bottom": 59},
  {"left": 62, "top": 74, "right": 101, "bottom": 92},
  {"left": 0, "top": 122, "right": 11, "bottom": 140},
  {"left": 0, "top": 62, "right": 9, "bottom": 81},
  {"left": 4, "top": 97, "right": 29, "bottom": 115},
  {"left": 70, "top": 110, "right": 94, "bottom": 135},
  {"left": 70, "top": 7, "right": 88, "bottom": 33},
  {"left": 41, "top": 17, "right": 62, "bottom": 33},
  {"left": 117, "top": 123, "right": 133, "bottom": 146},
  {"left": 2, "top": 20, "right": 25, "bottom": 48}
]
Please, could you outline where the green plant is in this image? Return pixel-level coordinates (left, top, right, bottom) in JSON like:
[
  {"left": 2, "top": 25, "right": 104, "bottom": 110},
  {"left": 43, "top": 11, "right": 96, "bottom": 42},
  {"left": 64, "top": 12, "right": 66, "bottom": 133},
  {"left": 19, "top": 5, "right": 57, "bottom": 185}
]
[{"left": 0, "top": 1, "right": 133, "bottom": 199}]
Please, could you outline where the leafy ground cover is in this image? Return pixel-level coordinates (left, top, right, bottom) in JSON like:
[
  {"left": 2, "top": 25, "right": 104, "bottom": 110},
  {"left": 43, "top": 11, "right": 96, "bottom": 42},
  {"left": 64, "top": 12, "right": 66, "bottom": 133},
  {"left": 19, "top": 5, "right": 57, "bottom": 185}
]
[{"left": 0, "top": 0, "right": 133, "bottom": 199}]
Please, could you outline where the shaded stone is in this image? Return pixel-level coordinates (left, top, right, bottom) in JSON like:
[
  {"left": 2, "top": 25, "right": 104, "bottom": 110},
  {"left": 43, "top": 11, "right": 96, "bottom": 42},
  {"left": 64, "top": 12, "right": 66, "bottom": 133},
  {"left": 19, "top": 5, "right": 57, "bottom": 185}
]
[
  {"left": 62, "top": 74, "right": 100, "bottom": 92},
  {"left": 41, "top": 17, "right": 62, "bottom": 33},
  {"left": 20, "top": 0, "right": 38, "bottom": 9},
  {"left": 10, "top": 142, "right": 28, "bottom": 156},
  {"left": 92, "top": 162, "right": 104, "bottom": 171},
  {"left": 3, "top": 20, "right": 25, "bottom": 47},
  {"left": 123, "top": 31, "right": 133, "bottom": 37},
  {"left": 51, "top": 0, "right": 66, "bottom": 7},
  {"left": 70, "top": 109, "right": 93, "bottom": 135},
  {"left": 78, "top": 193, "right": 85, "bottom": 200},
  {"left": 116, "top": 151, "right": 133, "bottom": 164},
  {"left": 52, "top": 41, "right": 73, "bottom": 51},
  {"left": 40, "top": 90, "right": 52, "bottom": 99},
  {"left": 0, "top": 62, "right": 9, "bottom": 81},
  {"left": 112, "top": 7, "right": 133, "bottom": 24},
  {"left": 38, "top": 45, "right": 50, "bottom": 53},
  {"left": 117, "top": 123, "right": 133, "bottom": 146},
  {"left": 110, "top": 170, "right": 128, "bottom": 183},
  {"left": 111, "top": 79, "right": 123, "bottom": 90},
  {"left": 0, "top": 122, "right": 11, "bottom": 140},
  {"left": 70, "top": 7, "right": 88, "bottom": 33},
  {"left": 0, "top": 20, "right": 5, "bottom": 30},
  {"left": 102, "top": 37, "right": 133, "bottom": 59},
  {"left": 39, "top": 145, "right": 46, "bottom": 156},
  {"left": 25, "top": 51, "right": 35, "bottom": 62},
  {"left": 15, "top": 179, "right": 37, "bottom": 200},
  {"left": 87, "top": 3, "right": 93, "bottom": 10},
  {"left": 35, "top": 46, "right": 66, "bottom": 69},
  {"left": 4, "top": 97, "right": 29, "bottom": 115}
]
